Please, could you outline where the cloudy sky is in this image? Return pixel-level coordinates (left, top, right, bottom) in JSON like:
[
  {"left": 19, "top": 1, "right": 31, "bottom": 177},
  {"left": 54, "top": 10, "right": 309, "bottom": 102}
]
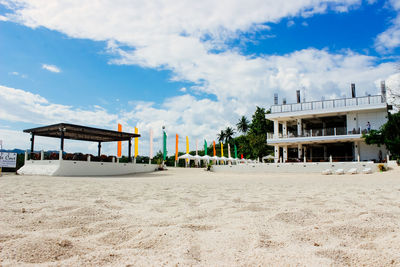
[{"left": 0, "top": 0, "right": 399, "bottom": 155}]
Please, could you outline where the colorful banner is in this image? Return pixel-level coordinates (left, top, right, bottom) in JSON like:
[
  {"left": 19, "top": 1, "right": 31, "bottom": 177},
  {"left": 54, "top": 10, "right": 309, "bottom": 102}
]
[
  {"left": 213, "top": 141, "right": 216, "bottom": 156},
  {"left": 117, "top": 123, "right": 122, "bottom": 157},
  {"left": 220, "top": 142, "right": 224, "bottom": 157},
  {"left": 134, "top": 127, "right": 138, "bottom": 157},
  {"left": 186, "top": 136, "right": 189, "bottom": 162},
  {"left": 175, "top": 134, "right": 179, "bottom": 161},
  {"left": 228, "top": 143, "right": 231, "bottom": 158},
  {"left": 195, "top": 139, "right": 198, "bottom": 155},
  {"left": 234, "top": 144, "right": 237, "bottom": 159},
  {"left": 204, "top": 139, "right": 207, "bottom": 155},
  {"left": 163, "top": 130, "right": 167, "bottom": 161},
  {"left": 149, "top": 128, "right": 153, "bottom": 159}
]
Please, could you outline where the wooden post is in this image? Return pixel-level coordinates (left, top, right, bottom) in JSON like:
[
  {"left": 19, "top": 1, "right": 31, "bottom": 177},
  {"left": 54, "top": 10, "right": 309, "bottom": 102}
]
[
  {"left": 98, "top": 142, "right": 101, "bottom": 157},
  {"left": 30, "top": 133, "right": 35, "bottom": 159},
  {"left": 128, "top": 139, "right": 132, "bottom": 163}
]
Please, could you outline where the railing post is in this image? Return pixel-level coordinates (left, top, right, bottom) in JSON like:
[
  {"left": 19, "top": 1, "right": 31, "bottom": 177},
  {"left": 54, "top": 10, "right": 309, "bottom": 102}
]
[
  {"left": 41, "top": 150, "right": 44, "bottom": 161},
  {"left": 59, "top": 150, "right": 63, "bottom": 161},
  {"left": 334, "top": 128, "right": 336, "bottom": 136},
  {"left": 25, "top": 150, "right": 28, "bottom": 162}
]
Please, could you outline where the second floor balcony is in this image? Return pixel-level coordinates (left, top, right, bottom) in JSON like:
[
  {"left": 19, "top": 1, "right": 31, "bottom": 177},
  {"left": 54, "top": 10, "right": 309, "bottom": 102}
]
[
  {"left": 270, "top": 95, "right": 384, "bottom": 114},
  {"left": 267, "top": 126, "right": 368, "bottom": 140}
]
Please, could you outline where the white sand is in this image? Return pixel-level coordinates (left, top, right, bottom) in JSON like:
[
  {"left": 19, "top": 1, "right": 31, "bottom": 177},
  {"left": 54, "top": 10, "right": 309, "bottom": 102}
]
[{"left": 1, "top": 167, "right": 400, "bottom": 266}]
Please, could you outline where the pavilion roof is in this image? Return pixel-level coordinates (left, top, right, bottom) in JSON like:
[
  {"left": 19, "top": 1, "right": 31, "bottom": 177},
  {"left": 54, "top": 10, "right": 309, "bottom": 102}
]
[{"left": 23, "top": 123, "right": 139, "bottom": 142}]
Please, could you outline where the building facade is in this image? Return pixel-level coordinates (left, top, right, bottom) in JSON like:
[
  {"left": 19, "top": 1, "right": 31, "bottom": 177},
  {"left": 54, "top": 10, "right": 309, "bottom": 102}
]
[{"left": 266, "top": 85, "right": 389, "bottom": 163}]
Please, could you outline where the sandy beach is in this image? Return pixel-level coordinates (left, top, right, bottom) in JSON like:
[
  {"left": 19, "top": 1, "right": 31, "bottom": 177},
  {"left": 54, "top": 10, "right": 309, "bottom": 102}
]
[{"left": 1, "top": 167, "right": 400, "bottom": 266}]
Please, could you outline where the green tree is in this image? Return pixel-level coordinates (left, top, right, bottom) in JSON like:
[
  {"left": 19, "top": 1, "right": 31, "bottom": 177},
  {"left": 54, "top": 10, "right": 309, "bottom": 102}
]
[
  {"left": 217, "top": 130, "right": 226, "bottom": 143},
  {"left": 364, "top": 112, "right": 400, "bottom": 159},
  {"left": 224, "top": 127, "right": 235, "bottom": 144},
  {"left": 236, "top": 116, "right": 250, "bottom": 133}
]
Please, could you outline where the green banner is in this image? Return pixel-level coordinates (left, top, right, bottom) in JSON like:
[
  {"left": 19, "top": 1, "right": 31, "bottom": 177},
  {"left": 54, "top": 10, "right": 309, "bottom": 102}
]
[
  {"left": 163, "top": 131, "right": 167, "bottom": 161},
  {"left": 234, "top": 144, "right": 237, "bottom": 159},
  {"left": 204, "top": 139, "right": 207, "bottom": 155}
]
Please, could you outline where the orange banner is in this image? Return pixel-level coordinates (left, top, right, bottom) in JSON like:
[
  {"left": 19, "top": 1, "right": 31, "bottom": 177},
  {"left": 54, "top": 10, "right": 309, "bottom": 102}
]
[
  {"left": 117, "top": 123, "right": 122, "bottom": 157},
  {"left": 175, "top": 134, "right": 179, "bottom": 161},
  {"left": 213, "top": 141, "right": 216, "bottom": 156}
]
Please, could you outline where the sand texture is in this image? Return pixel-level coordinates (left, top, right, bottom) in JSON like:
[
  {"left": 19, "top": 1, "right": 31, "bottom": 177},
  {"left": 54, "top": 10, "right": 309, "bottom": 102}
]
[{"left": 1, "top": 167, "right": 400, "bottom": 266}]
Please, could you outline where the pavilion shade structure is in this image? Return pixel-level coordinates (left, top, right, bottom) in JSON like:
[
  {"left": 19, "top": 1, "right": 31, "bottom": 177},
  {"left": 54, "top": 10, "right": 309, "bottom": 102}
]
[
  {"left": 24, "top": 123, "right": 139, "bottom": 161},
  {"left": 23, "top": 123, "right": 140, "bottom": 142}
]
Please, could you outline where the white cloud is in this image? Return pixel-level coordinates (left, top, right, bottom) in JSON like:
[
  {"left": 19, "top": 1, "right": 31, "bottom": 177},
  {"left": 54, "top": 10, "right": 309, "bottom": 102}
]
[
  {"left": 375, "top": 0, "right": 400, "bottom": 52},
  {"left": 179, "top": 87, "right": 187, "bottom": 92},
  {"left": 41, "top": 64, "right": 61, "bottom": 73},
  {"left": 287, "top": 20, "right": 295, "bottom": 27}
]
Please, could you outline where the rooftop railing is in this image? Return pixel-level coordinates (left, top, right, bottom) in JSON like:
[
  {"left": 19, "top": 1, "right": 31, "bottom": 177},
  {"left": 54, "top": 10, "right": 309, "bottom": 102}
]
[
  {"left": 271, "top": 95, "right": 384, "bottom": 113},
  {"left": 267, "top": 127, "right": 367, "bottom": 140}
]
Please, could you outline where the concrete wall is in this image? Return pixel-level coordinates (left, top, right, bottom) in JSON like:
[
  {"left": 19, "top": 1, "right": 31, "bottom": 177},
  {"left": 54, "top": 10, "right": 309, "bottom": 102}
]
[
  {"left": 359, "top": 142, "right": 388, "bottom": 162},
  {"left": 211, "top": 162, "right": 379, "bottom": 173},
  {"left": 347, "top": 110, "right": 388, "bottom": 132},
  {"left": 17, "top": 160, "right": 157, "bottom": 176}
]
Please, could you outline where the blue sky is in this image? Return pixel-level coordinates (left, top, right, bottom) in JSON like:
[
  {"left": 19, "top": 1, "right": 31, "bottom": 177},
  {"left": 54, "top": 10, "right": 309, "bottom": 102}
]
[{"left": 0, "top": 0, "right": 399, "bottom": 155}]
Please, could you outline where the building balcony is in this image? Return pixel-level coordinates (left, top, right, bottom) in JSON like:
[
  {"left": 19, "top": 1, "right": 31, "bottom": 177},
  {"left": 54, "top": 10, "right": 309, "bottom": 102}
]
[
  {"left": 270, "top": 95, "right": 384, "bottom": 114},
  {"left": 267, "top": 127, "right": 367, "bottom": 145}
]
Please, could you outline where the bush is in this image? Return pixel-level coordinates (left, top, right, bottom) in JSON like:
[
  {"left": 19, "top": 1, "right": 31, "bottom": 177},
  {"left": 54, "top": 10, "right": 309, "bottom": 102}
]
[{"left": 377, "top": 163, "right": 387, "bottom": 172}]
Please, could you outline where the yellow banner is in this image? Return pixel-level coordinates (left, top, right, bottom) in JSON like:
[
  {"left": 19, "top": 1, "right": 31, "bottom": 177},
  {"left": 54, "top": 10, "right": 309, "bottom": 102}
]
[
  {"left": 186, "top": 136, "right": 189, "bottom": 162},
  {"left": 134, "top": 127, "right": 138, "bottom": 157},
  {"left": 117, "top": 123, "right": 122, "bottom": 157}
]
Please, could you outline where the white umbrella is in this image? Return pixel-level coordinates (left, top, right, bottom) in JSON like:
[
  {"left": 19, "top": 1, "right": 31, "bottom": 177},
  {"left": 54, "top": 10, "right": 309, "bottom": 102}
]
[
  {"left": 201, "top": 155, "right": 211, "bottom": 162},
  {"left": 178, "top": 153, "right": 194, "bottom": 160},
  {"left": 210, "top": 156, "right": 219, "bottom": 161},
  {"left": 262, "top": 155, "right": 274, "bottom": 160},
  {"left": 193, "top": 155, "right": 202, "bottom": 160}
]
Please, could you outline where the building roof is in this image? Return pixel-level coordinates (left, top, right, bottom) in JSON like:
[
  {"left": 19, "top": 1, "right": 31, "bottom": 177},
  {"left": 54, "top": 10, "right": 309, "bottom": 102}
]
[
  {"left": 266, "top": 95, "right": 387, "bottom": 121},
  {"left": 23, "top": 123, "right": 139, "bottom": 142}
]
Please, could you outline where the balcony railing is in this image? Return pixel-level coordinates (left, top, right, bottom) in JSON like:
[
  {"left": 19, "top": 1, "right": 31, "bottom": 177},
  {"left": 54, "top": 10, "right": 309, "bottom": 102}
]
[
  {"left": 271, "top": 95, "right": 384, "bottom": 113},
  {"left": 267, "top": 127, "right": 367, "bottom": 140}
]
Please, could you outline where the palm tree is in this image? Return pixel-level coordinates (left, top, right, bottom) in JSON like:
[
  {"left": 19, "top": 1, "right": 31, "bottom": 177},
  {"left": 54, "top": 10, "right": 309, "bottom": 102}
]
[
  {"left": 217, "top": 130, "right": 226, "bottom": 143},
  {"left": 224, "top": 127, "right": 235, "bottom": 144},
  {"left": 236, "top": 116, "right": 250, "bottom": 133}
]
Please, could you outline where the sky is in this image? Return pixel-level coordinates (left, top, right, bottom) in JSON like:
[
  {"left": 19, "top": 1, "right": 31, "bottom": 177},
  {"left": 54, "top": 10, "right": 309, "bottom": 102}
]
[{"left": 1, "top": 0, "right": 400, "bottom": 156}]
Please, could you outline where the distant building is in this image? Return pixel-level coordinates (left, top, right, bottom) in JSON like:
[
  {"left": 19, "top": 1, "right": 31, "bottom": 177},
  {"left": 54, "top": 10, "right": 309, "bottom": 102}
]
[{"left": 266, "top": 83, "right": 389, "bottom": 163}]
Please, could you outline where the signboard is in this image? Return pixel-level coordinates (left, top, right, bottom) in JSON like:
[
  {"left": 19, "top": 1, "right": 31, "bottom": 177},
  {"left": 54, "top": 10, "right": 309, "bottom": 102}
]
[{"left": 0, "top": 153, "right": 17, "bottom": 168}]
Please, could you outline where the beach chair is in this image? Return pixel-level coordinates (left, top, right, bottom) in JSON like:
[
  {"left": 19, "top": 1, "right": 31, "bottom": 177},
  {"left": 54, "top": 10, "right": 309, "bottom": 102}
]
[
  {"left": 335, "top": 168, "right": 344, "bottom": 175},
  {"left": 322, "top": 169, "right": 332, "bottom": 175},
  {"left": 347, "top": 168, "right": 357, "bottom": 174},
  {"left": 362, "top": 167, "right": 372, "bottom": 174}
]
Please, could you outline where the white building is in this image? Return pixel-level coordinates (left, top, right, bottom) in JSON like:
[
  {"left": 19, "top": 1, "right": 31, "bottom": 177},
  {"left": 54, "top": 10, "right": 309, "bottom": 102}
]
[{"left": 266, "top": 83, "right": 389, "bottom": 163}]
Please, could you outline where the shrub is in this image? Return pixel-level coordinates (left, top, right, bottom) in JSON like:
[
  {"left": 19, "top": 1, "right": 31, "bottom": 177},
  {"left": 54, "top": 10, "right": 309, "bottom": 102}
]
[{"left": 377, "top": 163, "right": 387, "bottom": 172}]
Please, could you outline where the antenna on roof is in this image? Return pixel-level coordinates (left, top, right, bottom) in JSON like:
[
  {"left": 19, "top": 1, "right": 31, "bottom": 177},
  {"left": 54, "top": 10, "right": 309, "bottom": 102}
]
[
  {"left": 274, "top": 93, "right": 278, "bottom": 105},
  {"left": 381, "top": 80, "right": 386, "bottom": 102},
  {"left": 296, "top": 90, "right": 301, "bottom": 103},
  {"left": 351, "top": 83, "right": 356, "bottom": 98}
]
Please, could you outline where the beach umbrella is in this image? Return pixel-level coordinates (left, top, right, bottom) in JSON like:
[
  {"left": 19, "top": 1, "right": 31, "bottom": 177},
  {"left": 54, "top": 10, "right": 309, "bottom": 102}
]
[
  {"left": 201, "top": 155, "right": 211, "bottom": 164},
  {"left": 178, "top": 154, "right": 194, "bottom": 160}
]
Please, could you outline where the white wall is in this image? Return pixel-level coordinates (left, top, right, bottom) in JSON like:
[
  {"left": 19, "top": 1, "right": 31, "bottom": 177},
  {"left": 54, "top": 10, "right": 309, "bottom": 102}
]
[
  {"left": 18, "top": 160, "right": 157, "bottom": 176},
  {"left": 347, "top": 110, "right": 388, "bottom": 132},
  {"left": 211, "top": 161, "right": 379, "bottom": 173},
  {"left": 359, "top": 141, "right": 388, "bottom": 161}
]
